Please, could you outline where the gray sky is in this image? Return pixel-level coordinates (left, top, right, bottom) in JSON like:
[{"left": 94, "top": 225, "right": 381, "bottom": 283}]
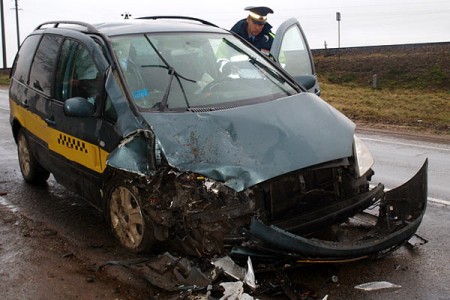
[{"left": 2, "top": 0, "right": 449, "bottom": 66}]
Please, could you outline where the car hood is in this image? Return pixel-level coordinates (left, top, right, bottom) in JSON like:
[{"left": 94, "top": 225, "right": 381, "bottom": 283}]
[{"left": 142, "top": 92, "right": 355, "bottom": 192}]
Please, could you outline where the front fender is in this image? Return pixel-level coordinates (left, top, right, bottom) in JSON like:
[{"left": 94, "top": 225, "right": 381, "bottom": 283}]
[{"left": 106, "top": 130, "right": 156, "bottom": 176}]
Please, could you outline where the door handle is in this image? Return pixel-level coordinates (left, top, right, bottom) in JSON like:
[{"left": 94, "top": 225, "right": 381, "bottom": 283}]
[{"left": 44, "top": 117, "right": 56, "bottom": 126}]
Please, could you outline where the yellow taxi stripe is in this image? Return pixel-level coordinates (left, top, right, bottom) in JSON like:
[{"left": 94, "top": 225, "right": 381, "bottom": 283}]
[{"left": 10, "top": 99, "right": 109, "bottom": 174}]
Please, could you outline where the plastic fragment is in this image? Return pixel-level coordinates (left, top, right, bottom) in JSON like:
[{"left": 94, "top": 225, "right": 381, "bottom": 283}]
[
  {"left": 244, "top": 256, "right": 256, "bottom": 289},
  {"left": 219, "top": 281, "right": 254, "bottom": 300},
  {"left": 212, "top": 256, "right": 246, "bottom": 281},
  {"left": 407, "top": 234, "right": 428, "bottom": 248},
  {"left": 354, "top": 281, "right": 402, "bottom": 291}
]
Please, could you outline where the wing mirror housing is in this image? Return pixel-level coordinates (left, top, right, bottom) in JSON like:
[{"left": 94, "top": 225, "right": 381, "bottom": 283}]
[
  {"left": 64, "top": 97, "right": 95, "bottom": 118},
  {"left": 293, "top": 75, "right": 317, "bottom": 91}
]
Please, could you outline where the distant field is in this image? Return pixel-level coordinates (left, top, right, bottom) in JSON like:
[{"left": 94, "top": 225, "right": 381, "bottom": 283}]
[{"left": 312, "top": 42, "right": 450, "bottom": 135}]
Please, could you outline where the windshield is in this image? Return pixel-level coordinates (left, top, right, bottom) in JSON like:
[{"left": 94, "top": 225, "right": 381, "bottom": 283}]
[{"left": 111, "top": 33, "right": 297, "bottom": 111}]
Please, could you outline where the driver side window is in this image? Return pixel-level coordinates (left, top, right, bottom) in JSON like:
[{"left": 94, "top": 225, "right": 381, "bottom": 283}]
[{"left": 55, "top": 39, "right": 103, "bottom": 106}]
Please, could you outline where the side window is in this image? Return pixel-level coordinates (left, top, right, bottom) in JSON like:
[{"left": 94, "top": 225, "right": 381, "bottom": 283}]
[
  {"left": 278, "top": 25, "right": 313, "bottom": 77},
  {"left": 28, "top": 34, "right": 63, "bottom": 95},
  {"left": 104, "top": 95, "right": 117, "bottom": 121},
  {"left": 55, "top": 39, "right": 103, "bottom": 105},
  {"left": 11, "top": 35, "right": 42, "bottom": 84}
]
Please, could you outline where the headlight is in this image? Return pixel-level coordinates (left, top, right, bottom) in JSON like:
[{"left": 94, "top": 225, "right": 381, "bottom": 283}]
[{"left": 353, "top": 135, "right": 375, "bottom": 177}]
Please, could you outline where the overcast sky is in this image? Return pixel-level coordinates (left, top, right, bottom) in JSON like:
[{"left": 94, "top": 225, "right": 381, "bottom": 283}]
[{"left": 1, "top": 0, "right": 449, "bottom": 66}]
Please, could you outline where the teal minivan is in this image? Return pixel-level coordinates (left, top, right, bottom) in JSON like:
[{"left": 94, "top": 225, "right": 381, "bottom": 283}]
[{"left": 9, "top": 17, "right": 427, "bottom": 260}]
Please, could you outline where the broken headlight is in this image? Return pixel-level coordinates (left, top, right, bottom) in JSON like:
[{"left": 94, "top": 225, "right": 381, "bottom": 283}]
[{"left": 353, "top": 135, "right": 375, "bottom": 178}]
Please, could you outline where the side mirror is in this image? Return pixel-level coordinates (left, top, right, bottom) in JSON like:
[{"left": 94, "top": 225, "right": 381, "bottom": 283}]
[
  {"left": 64, "top": 97, "right": 95, "bottom": 118},
  {"left": 293, "top": 75, "right": 317, "bottom": 91}
]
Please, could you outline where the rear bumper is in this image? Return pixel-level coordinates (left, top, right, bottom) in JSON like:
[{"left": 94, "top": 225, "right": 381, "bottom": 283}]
[{"left": 234, "top": 159, "right": 428, "bottom": 260}]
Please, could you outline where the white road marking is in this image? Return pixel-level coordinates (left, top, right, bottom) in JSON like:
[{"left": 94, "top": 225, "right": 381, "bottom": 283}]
[
  {"left": 361, "top": 137, "right": 450, "bottom": 151},
  {"left": 428, "top": 197, "right": 450, "bottom": 206}
]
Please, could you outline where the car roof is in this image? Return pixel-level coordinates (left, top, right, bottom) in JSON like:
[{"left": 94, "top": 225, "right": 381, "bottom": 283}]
[{"left": 34, "top": 17, "right": 229, "bottom": 37}]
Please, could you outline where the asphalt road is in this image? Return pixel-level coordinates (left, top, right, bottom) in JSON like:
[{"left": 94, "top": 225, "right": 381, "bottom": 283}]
[
  {"left": 1, "top": 88, "right": 450, "bottom": 299},
  {"left": 357, "top": 129, "right": 450, "bottom": 203}
]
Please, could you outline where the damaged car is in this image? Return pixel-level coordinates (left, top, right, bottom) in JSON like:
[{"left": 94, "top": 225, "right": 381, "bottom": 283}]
[{"left": 9, "top": 17, "right": 427, "bottom": 261}]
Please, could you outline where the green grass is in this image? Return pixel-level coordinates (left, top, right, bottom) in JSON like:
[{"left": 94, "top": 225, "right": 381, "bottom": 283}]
[
  {"left": 0, "top": 72, "right": 10, "bottom": 86},
  {"left": 313, "top": 44, "right": 450, "bottom": 91},
  {"left": 319, "top": 77, "right": 450, "bottom": 134},
  {"left": 313, "top": 44, "right": 450, "bottom": 135}
]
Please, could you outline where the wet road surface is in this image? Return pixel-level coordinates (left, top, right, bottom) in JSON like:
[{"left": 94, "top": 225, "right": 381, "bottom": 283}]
[{"left": 1, "top": 88, "right": 450, "bottom": 299}]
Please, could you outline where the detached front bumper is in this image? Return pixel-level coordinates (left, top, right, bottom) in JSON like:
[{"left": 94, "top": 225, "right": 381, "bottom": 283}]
[{"left": 233, "top": 159, "right": 428, "bottom": 260}]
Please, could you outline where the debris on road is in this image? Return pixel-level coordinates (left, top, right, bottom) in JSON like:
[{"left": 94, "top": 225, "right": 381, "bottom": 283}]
[
  {"left": 407, "top": 234, "right": 428, "bottom": 248},
  {"left": 354, "top": 281, "right": 402, "bottom": 291},
  {"left": 212, "top": 256, "right": 256, "bottom": 290},
  {"left": 99, "top": 253, "right": 345, "bottom": 299}
]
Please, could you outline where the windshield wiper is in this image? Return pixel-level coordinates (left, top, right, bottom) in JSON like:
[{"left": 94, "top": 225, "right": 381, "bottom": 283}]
[
  {"left": 140, "top": 64, "right": 196, "bottom": 111},
  {"left": 247, "top": 58, "right": 293, "bottom": 95},
  {"left": 143, "top": 37, "right": 196, "bottom": 111},
  {"left": 222, "top": 38, "right": 301, "bottom": 93}
]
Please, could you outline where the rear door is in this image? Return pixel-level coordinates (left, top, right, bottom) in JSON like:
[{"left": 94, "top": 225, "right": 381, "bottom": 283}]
[
  {"left": 15, "top": 34, "right": 63, "bottom": 172},
  {"left": 270, "top": 18, "right": 320, "bottom": 95}
]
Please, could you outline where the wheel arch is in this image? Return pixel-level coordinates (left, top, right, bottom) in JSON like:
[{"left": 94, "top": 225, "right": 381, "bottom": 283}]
[
  {"left": 102, "top": 168, "right": 161, "bottom": 253},
  {"left": 11, "top": 118, "right": 23, "bottom": 143}
]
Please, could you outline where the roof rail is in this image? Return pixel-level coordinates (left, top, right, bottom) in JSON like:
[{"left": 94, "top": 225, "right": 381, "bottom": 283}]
[
  {"left": 136, "top": 16, "right": 219, "bottom": 28},
  {"left": 34, "top": 21, "right": 99, "bottom": 33}
]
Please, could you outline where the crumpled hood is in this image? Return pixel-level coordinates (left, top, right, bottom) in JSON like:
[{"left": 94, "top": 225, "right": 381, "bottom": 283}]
[{"left": 142, "top": 93, "right": 355, "bottom": 191}]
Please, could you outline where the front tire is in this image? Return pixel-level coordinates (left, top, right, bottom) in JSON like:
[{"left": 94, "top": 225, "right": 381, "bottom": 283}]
[
  {"left": 17, "top": 128, "right": 50, "bottom": 184},
  {"left": 106, "top": 180, "right": 155, "bottom": 253}
]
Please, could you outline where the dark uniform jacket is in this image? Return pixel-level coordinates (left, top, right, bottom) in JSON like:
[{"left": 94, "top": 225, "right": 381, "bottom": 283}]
[{"left": 230, "top": 19, "right": 274, "bottom": 51}]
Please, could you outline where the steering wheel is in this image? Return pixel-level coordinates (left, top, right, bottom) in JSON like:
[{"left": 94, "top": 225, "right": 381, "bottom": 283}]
[
  {"left": 200, "top": 77, "right": 233, "bottom": 96},
  {"left": 221, "top": 61, "right": 240, "bottom": 78}
]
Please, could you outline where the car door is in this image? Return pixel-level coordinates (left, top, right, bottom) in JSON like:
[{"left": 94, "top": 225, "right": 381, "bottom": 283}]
[
  {"left": 14, "top": 34, "right": 63, "bottom": 172},
  {"left": 48, "top": 35, "right": 111, "bottom": 205},
  {"left": 270, "top": 18, "right": 320, "bottom": 95}
]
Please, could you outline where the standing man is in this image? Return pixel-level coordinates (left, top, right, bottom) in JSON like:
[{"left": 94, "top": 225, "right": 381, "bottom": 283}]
[{"left": 230, "top": 6, "right": 275, "bottom": 55}]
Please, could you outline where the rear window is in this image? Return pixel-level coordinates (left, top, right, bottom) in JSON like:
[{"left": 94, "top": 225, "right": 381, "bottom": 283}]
[
  {"left": 29, "top": 34, "right": 63, "bottom": 95},
  {"left": 11, "top": 35, "right": 41, "bottom": 84}
]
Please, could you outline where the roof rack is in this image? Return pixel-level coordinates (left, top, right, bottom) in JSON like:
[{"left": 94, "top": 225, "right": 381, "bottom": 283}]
[
  {"left": 136, "top": 16, "right": 219, "bottom": 28},
  {"left": 34, "top": 21, "right": 99, "bottom": 33}
]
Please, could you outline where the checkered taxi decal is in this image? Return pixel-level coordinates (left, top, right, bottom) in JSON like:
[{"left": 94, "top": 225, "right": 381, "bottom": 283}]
[{"left": 57, "top": 133, "right": 88, "bottom": 154}]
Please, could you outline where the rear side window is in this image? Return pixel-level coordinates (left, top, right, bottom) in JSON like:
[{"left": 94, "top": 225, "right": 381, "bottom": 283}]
[
  {"left": 29, "top": 34, "right": 63, "bottom": 95},
  {"left": 11, "top": 35, "right": 41, "bottom": 84}
]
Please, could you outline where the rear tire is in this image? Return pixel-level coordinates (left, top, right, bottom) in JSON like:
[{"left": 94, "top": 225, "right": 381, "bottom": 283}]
[
  {"left": 17, "top": 128, "right": 50, "bottom": 184},
  {"left": 106, "top": 179, "right": 155, "bottom": 253}
]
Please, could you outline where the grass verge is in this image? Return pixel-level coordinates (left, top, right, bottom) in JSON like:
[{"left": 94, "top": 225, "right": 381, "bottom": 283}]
[{"left": 319, "top": 78, "right": 449, "bottom": 135}]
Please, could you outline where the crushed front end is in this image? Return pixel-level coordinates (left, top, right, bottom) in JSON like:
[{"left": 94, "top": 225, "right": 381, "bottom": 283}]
[
  {"left": 237, "top": 159, "right": 428, "bottom": 260},
  {"left": 128, "top": 154, "right": 427, "bottom": 260},
  {"left": 106, "top": 83, "right": 428, "bottom": 259}
]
